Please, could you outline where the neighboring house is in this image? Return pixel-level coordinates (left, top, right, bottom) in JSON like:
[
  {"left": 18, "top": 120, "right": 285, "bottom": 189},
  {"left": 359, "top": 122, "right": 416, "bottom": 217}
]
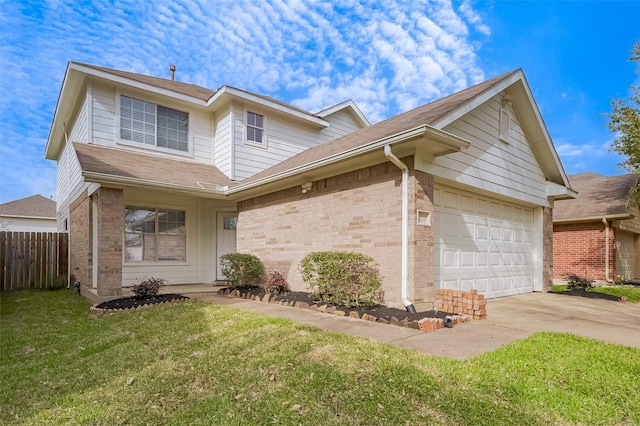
[
  {"left": 0, "top": 195, "right": 57, "bottom": 232},
  {"left": 45, "top": 62, "right": 575, "bottom": 309},
  {"left": 553, "top": 173, "right": 640, "bottom": 282}
]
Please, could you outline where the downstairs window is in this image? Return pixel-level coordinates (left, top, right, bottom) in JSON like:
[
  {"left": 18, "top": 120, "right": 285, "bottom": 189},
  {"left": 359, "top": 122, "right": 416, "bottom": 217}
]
[{"left": 124, "top": 206, "right": 186, "bottom": 262}]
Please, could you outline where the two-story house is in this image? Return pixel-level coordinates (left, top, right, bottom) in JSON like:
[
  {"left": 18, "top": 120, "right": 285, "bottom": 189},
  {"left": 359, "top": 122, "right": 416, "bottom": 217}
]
[{"left": 46, "top": 62, "right": 575, "bottom": 310}]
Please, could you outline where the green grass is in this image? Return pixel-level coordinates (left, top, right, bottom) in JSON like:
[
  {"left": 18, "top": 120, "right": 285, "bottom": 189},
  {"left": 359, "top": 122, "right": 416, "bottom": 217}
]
[
  {"left": 552, "top": 284, "right": 640, "bottom": 302},
  {"left": 2, "top": 290, "right": 640, "bottom": 425}
]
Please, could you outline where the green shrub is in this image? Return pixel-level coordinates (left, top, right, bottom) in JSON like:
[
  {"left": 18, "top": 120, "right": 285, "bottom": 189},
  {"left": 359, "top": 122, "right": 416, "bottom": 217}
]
[
  {"left": 564, "top": 273, "right": 594, "bottom": 291},
  {"left": 220, "top": 253, "right": 263, "bottom": 288},
  {"left": 299, "top": 251, "right": 383, "bottom": 308},
  {"left": 260, "top": 270, "right": 290, "bottom": 295},
  {"left": 132, "top": 277, "right": 166, "bottom": 299}
]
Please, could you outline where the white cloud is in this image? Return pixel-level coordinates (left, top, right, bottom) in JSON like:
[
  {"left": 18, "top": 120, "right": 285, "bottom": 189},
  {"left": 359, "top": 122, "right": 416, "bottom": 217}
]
[{"left": 0, "top": 0, "right": 490, "bottom": 202}]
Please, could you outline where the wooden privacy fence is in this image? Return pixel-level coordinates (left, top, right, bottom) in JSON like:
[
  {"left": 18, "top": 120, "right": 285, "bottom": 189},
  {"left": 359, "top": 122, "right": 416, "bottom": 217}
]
[{"left": 0, "top": 232, "right": 69, "bottom": 291}]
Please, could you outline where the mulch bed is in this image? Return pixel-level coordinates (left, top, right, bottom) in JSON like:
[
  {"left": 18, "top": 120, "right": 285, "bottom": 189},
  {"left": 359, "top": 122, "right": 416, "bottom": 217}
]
[
  {"left": 95, "top": 294, "right": 190, "bottom": 310},
  {"left": 227, "top": 285, "right": 455, "bottom": 323},
  {"left": 551, "top": 290, "right": 621, "bottom": 302}
]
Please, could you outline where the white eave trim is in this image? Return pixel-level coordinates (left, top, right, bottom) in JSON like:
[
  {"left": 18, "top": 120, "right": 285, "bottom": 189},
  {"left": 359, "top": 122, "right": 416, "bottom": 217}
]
[
  {"left": 70, "top": 63, "right": 209, "bottom": 106},
  {"left": 546, "top": 181, "right": 577, "bottom": 199},
  {"left": 82, "top": 171, "right": 228, "bottom": 199},
  {"left": 208, "top": 86, "right": 329, "bottom": 128},
  {"left": 315, "top": 99, "right": 371, "bottom": 127},
  {"left": 0, "top": 214, "right": 56, "bottom": 220},
  {"left": 227, "top": 124, "right": 470, "bottom": 195},
  {"left": 553, "top": 213, "right": 633, "bottom": 224}
]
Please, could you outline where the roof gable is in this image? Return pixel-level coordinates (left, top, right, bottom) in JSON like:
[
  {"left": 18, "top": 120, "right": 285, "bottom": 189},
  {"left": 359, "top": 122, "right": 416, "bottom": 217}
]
[
  {"left": 231, "top": 69, "right": 573, "bottom": 198},
  {"left": 553, "top": 173, "right": 639, "bottom": 221}
]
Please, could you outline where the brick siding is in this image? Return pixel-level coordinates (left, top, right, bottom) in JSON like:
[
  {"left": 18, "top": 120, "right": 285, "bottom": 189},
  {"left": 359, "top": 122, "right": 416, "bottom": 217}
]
[
  {"left": 69, "top": 188, "right": 124, "bottom": 296},
  {"left": 70, "top": 190, "right": 91, "bottom": 290},
  {"left": 553, "top": 221, "right": 616, "bottom": 280},
  {"left": 237, "top": 157, "right": 436, "bottom": 309},
  {"left": 96, "top": 188, "right": 124, "bottom": 296}
]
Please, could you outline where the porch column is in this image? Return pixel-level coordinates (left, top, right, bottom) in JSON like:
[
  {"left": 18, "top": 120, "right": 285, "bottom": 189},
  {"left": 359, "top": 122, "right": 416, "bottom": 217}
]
[
  {"left": 409, "top": 165, "right": 435, "bottom": 311},
  {"left": 96, "top": 188, "right": 124, "bottom": 297}
]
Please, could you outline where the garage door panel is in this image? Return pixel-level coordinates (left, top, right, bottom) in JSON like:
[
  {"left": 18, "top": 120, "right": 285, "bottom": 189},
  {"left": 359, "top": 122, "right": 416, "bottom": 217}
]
[{"left": 434, "top": 185, "right": 534, "bottom": 298}]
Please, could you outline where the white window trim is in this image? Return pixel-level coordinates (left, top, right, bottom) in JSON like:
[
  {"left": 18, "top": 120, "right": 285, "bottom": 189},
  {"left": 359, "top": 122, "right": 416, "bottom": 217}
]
[
  {"left": 115, "top": 90, "right": 194, "bottom": 156},
  {"left": 244, "top": 108, "right": 267, "bottom": 149},
  {"left": 123, "top": 203, "right": 189, "bottom": 264}
]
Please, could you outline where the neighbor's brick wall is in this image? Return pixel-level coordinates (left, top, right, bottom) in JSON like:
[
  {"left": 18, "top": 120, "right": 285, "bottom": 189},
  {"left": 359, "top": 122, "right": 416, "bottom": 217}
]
[
  {"left": 70, "top": 190, "right": 91, "bottom": 290},
  {"left": 237, "top": 157, "right": 435, "bottom": 309},
  {"left": 96, "top": 188, "right": 124, "bottom": 297},
  {"left": 553, "top": 221, "right": 615, "bottom": 280}
]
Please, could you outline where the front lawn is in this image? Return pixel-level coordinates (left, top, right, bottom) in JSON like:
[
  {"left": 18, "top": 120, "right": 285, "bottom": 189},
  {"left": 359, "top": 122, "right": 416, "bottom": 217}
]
[
  {"left": 1, "top": 290, "right": 639, "bottom": 425},
  {"left": 552, "top": 284, "right": 640, "bottom": 302}
]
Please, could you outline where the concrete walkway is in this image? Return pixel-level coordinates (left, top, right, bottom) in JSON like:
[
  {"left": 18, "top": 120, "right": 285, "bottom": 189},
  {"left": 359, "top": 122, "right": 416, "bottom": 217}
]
[{"left": 191, "top": 292, "right": 640, "bottom": 360}]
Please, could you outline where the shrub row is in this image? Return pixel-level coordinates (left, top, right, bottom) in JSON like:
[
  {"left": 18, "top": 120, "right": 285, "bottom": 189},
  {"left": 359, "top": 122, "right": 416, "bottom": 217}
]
[{"left": 219, "top": 251, "right": 384, "bottom": 308}]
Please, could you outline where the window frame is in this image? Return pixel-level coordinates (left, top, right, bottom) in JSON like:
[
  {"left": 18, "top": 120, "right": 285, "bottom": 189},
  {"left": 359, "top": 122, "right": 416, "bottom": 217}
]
[
  {"left": 124, "top": 205, "right": 187, "bottom": 263},
  {"left": 117, "top": 93, "right": 192, "bottom": 155},
  {"left": 245, "top": 110, "right": 267, "bottom": 148}
]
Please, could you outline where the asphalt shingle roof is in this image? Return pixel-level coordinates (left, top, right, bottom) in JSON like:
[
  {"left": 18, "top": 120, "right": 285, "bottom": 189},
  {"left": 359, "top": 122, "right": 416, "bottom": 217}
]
[
  {"left": 0, "top": 195, "right": 57, "bottom": 217},
  {"left": 553, "top": 172, "right": 639, "bottom": 221}
]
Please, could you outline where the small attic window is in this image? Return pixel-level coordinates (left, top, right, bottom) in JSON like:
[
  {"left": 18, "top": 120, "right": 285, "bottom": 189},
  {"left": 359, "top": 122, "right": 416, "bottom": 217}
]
[
  {"left": 499, "top": 107, "right": 510, "bottom": 143},
  {"left": 247, "top": 111, "right": 264, "bottom": 144}
]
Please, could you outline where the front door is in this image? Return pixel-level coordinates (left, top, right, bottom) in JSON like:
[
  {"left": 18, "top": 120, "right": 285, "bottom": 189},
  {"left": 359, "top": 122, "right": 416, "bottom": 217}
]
[{"left": 216, "top": 212, "right": 237, "bottom": 281}]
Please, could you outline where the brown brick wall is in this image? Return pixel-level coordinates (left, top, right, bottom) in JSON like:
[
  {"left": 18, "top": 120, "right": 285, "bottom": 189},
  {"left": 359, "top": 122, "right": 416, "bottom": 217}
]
[
  {"left": 553, "top": 221, "right": 616, "bottom": 280},
  {"left": 237, "top": 157, "right": 435, "bottom": 309},
  {"left": 70, "top": 190, "right": 91, "bottom": 290},
  {"left": 96, "top": 188, "right": 124, "bottom": 296}
]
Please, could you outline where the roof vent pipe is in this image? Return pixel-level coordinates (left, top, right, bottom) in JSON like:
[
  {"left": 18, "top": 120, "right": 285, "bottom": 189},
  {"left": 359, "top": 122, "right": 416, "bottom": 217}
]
[
  {"left": 170, "top": 64, "right": 176, "bottom": 81},
  {"left": 384, "top": 144, "right": 416, "bottom": 313}
]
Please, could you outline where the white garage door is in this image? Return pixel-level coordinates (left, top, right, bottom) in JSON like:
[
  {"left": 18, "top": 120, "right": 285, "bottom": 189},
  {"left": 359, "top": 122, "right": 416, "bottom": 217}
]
[{"left": 433, "top": 185, "right": 535, "bottom": 298}]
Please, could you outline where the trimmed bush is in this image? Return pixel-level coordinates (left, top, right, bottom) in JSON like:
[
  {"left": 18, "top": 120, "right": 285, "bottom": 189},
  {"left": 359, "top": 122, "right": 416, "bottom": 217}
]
[
  {"left": 299, "top": 251, "right": 383, "bottom": 308},
  {"left": 220, "top": 253, "right": 263, "bottom": 288},
  {"left": 260, "top": 270, "right": 290, "bottom": 295},
  {"left": 132, "top": 277, "right": 166, "bottom": 299},
  {"left": 564, "top": 273, "right": 594, "bottom": 291}
]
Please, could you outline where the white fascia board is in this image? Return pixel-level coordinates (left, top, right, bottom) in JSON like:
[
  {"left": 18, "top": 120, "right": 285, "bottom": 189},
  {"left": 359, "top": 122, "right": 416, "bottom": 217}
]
[
  {"left": 227, "top": 125, "right": 470, "bottom": 195},
  {"left": 315, "top": 99, "right": 371, "bottom": 127},
  {"left": 46, "top": 63, "right": 80, "bottom": 160},
  {"left": 71, "top": 63, "right": 209, "bottom": 106},
  {"left": 208, "top": 86, "right": 329, "bottom": 128},
  {"left": 430, "top": 70, "right": 524, "bottom": 129},
  {"left": 554, "top": 213, "right": 633, "bottom": 224},
  {"left": 0, "top": 214, "right": 56, "bottom": 220},
  {"left": 82, "top": 172, "right": 228, "bottom": 199},
  {"left": 546, "top": 181, "right": 578, "bottom": 199}
]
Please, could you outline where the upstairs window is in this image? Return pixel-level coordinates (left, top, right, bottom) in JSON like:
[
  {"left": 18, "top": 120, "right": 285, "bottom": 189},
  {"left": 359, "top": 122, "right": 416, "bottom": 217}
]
[
  {"left": 246, "top": 111, "right": 264, "bottom": 144},
  {"left": 120, "top": 96, "right": 189, "bottom": 152}
]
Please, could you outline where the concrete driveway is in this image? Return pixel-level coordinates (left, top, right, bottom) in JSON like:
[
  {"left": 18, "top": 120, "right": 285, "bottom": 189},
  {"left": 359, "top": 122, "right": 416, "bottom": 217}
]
[{"left": 193, "top": 292, "right": 640, "bottom": 360}]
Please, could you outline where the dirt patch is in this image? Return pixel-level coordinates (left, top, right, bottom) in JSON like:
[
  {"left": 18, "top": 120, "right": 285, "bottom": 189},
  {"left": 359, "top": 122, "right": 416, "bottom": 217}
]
[
  {"left": 551, "top": 290, "right": 621, "bottom": 302},
  {"left": 227, "top": 286, "right": 454, "bottom": 323},
  {"left": 95, "top": 294, "right": 190, "bottom": 310}
]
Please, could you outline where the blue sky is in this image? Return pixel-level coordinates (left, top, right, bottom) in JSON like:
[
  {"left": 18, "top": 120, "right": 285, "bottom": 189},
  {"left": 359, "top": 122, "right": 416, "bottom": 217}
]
[{"left": 0, "top": 0, "right": 638, "bottom": 204}]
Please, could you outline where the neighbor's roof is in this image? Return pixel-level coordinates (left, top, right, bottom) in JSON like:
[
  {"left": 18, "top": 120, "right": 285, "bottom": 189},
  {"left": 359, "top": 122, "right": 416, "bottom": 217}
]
[
  {"left": 234, "top": 70, "right": 520, "bottom": 187},
  {"left": 553, "top": 173, "right": 639, "bottom": 222},
  {"left": 74, "top": 143, "right": 235, "bottom": 197},
  {"left": 0, "top": 194, "right": 56, "bottom": 218}
]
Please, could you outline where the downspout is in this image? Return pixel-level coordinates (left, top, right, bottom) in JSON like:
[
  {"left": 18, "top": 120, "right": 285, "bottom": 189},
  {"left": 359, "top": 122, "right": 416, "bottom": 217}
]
[
  {"left": 602, "top": 218, "right": 613, "bottom": 282},
  {"left": 384, "top": 145, "right": 416, "bottom": 313}
]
